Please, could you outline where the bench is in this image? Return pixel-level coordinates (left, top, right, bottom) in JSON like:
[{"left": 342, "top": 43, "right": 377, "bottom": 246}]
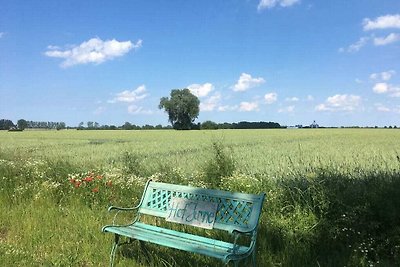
[{"left": 102, "top": 180, "right": 266, "bottom": 266}]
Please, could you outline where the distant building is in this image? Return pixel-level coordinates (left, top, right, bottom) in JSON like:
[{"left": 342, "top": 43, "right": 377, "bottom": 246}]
[{"left": 310, "top": 120, "right": 319, "bottom": 128}]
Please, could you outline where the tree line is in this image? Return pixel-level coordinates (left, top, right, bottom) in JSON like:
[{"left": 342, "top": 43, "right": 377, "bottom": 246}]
[{"left": 0, "top": 119, "right": 66, "bottom": 130}]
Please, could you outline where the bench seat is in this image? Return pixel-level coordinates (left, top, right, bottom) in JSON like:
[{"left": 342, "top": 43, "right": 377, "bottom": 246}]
[{"left": 103, "top": 222, "right": 250, "bottom": 261}]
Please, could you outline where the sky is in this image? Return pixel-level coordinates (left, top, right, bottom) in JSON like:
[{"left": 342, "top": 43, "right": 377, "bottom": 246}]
[{"left": 1, "top": 0, "right": 400, "bottom": 127}]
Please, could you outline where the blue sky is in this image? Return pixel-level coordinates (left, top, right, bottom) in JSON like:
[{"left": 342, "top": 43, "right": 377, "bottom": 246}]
[{"left": 1, "top": 0, "right": 400, "bottom": 127}]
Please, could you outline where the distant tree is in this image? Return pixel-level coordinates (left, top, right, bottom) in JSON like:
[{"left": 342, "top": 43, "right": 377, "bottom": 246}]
[
  {"left": 87, "top": 121, "right": 94, "bottom": 129},
  {"left": 56, "top": 122, "right": 66, "bottom": 130},
  {"left": 201, "top": 120, "right": 218, "bottom": 130},
  {"left": 0, "top": 119, "right": 15, "bottom": 130},
  {"left": 159, "top": 89, "right": 200, "bottom": 130},
  {"left": 122, "top": 122, "right": 133, "bottom": 130},
  {"left": 17, "top": 119, "right": 28, "bottom": 130}
]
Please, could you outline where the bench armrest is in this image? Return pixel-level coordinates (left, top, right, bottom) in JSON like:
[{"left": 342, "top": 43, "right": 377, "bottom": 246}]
[
  {"left": 108, "top": 205, "right": 140, "bottom": 212},
  {"left": 107, "top": 204, "right": 141, "bottom": 225}
]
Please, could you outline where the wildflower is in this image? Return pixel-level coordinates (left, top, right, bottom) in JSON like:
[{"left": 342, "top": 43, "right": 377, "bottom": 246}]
[
  {"left": 83, "top": 177, "right": 93, "bottom": 182},
  {"left": 74, "top": 181, "right": 82, "bottom": 188},
  {"left": 96, "top": 175, "right": 103, "bottom": 180},
  {"left": 69, "top": 178, "right": 76, "bottom": 184},
  {"left": 92, "top": 187, "right": 99, "bottom": 193},
  {"left": 106, "top": 181, "right": 112, "bottom": 187}
]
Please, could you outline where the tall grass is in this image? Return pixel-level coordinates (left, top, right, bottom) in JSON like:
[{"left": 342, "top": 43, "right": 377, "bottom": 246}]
[{"left": 0, "top": 129, "right": 399, "bottom": 266}]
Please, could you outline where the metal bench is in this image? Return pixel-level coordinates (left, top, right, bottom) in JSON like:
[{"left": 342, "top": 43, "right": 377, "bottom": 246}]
[{"left": 102, "top": 180, "right": 265, "bottom": 266}]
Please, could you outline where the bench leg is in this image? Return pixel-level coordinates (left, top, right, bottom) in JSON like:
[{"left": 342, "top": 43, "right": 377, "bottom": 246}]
[
  {"left": 110, "top": 234, "right": 120, "bottom": 267},
  {"left": 252, "top": 250, "right": 256, "bottom": 267}
]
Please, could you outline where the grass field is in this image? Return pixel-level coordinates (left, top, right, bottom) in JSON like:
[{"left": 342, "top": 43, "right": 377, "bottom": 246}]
[{"left": 1, "top": 129, "right": 399, "bottom": 266}]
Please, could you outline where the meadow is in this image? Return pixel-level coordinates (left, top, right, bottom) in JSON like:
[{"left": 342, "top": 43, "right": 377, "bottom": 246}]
[{"left": 0, "top": 129, "right": 399, "bottom": 266}]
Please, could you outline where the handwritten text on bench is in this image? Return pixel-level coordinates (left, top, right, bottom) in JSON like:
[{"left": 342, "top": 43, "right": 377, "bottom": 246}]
[{"left": 166, "top": 197, "right": 218, "bottom": 229}]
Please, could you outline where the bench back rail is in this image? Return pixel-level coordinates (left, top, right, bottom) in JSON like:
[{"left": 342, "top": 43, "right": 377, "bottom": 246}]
[{"left": 137, "top": 181, "right": 265, "bottom": 234}]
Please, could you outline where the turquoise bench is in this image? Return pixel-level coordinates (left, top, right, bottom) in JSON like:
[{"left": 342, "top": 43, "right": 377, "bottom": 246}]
[{"left": 102, "top": 180, "right": 265, "bottom": 266}]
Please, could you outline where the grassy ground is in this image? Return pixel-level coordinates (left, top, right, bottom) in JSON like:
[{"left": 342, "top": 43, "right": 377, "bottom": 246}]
[{"left": 0, "top": 129, "right": 399, "bottom": 266}]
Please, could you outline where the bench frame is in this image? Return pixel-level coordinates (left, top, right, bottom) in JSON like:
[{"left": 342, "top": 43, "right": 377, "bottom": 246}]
[{"left": 102, "top": 180, "right": 265, "bottom": 266}]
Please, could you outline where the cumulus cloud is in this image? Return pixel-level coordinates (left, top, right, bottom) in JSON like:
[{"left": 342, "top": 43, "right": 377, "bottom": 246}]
[
  {"left": 45, "top": 37, "right": 142, "bottom": 67},
  {"left": 372, "top": 80, "right": 400, "bottom": 97},
  {"left": 233, "top": 73, "right": 265, "bottom": 92},
  {"left": 370, "top": 70, "right": 395, "bottom": 81},
  {"left": 373, "top": 83, "right": 390, "bottom": 94},
  {"left": 199, "top": 93, "right": 221, "bottom": 111},
  {"left": 239, "top": 101, "right": 259, "bottom": 112},
  {"left": 373, "top": 33, "right": 400, "bottom": 46},
  {"left": 109, "top": 85, "right": 147, "bottom": 103},
  {"left": 264, "top": 92, "right": 278, "bottom": 104},
  {"left": 315, "top": 94, "right": 361, "bottom": 112},
  {"left": 306, "top": 95, "right": 314, "bottom": 101},
  {"left": 339, "top": 37, "right": 369, "bottom": 53},
  {"left": 258, "top": 0, "right": 300, "bottom": 10},
  {"left": 188, "top": 83, "right": 214, "bottom": 97},
  {"left": 363, "top": 14, "right": 400, "bottom": 31}
]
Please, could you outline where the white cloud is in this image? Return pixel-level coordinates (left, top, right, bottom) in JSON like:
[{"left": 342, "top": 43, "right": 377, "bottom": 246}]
[
  {"left": 233, "top": 73, "right": 265, "bottom": 92},
  {"left": 109, "top": 85, "right": 147, "bottom": 103},
  {"left": 45, "top": 37, "right": 142, "bottom": 67},
  {"left": 188, "top": 83, "right": 214, "bottom": 97},
  {"left": 127, "top": 105, "right": 153, "bottom": 115},
  {"left": 0, "top": 32, "right": 4, "bottom": 38},
  {"left": 339, "top": 37, "right": 369, "bottom": 53},
  {"left": 373, "top": 83, "right": 389, "bottom": 94},
  {"left": 370, "top": 70, "right": 395, "bottom": 81},
  {"left": 373, "top": 33, "right": 400, "bottom": 46},
  {"left": 278, "top": 105, "right": 295, "bottom": 113},
  {"left": 363, "top": 14, "right": 400, "bottom": 31},
  {"left": 285, "top": 97, "right": 299, "bottom": 102},
  {"left": 258, "top": 0, "right": 300, "bottom": 10},
  {"left": 239, "top": 101, "right": 259, "bottom": 112},
  {"left": 375, "top": 103, "right": 391, "bottom": 112},
  {"left": 218, "top": 105, "right": 238, "bottom": 112},
  {"left": 372, "top": 80, "right": 400, "bottom": 97},
  {"left": 306, "top": 95, "right": 314, "bottom": 101},
  {"left": 199, "top": 93, "right": 221, "bottom": 111},
  {"left": 315, "top": 94, "right": 361, "bottom": 112},
  {"left": 264, "top": 92, "right": 278, "bottom": 104}
]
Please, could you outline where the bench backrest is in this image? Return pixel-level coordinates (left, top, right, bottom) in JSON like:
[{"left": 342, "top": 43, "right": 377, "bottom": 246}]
[{"left": 138, "top": 181, "right": 265, "bottom": 233}]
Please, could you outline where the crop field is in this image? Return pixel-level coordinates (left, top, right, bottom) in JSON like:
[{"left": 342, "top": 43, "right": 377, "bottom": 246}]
[{"left": 1, "top": 129, "right": 399, "bottom": 266}]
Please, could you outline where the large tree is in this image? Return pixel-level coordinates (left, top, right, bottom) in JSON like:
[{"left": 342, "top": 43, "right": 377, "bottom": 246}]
[
  {"left": 17, "top": 119, "right": 28, "bottom": 130},
  {"left": 159, "top": 89, "right": 200, "bottom": 130}
]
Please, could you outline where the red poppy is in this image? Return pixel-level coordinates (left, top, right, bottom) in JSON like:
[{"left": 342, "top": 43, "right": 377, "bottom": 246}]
[
  {"left": 74, "top": 181, "right": 82, "bottom": 188},
  {"left": 69, "top": 178, "right": 76, "bottom": 184},
  {"left": 92, "top": 187, "right": 99, "bottom": 193},
  {"left": 83, "top": 177, "right": 94, "bottom": 182}
]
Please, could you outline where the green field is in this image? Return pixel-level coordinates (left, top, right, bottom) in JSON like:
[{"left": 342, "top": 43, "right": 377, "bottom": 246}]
[{"left": 1, "top": 129, "right": 399, "bottom": 266}]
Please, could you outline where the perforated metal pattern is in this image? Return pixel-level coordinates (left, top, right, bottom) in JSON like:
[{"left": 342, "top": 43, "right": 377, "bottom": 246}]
[{"left": 144, "top": 188, "right": 254, "bottom": 228}]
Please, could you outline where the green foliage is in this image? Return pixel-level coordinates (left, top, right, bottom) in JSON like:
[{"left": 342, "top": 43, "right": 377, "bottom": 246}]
[
  {"left": 201, "top": 120, "right": 218, "bottom": 130},
  {"left": 202, "top": 141, "right": 235, "bottom": 188},
  {"left": 159, "top": 89, "right": 200, "bottom": 130},
  {"left": 16, "top": 119, "right": 28, "bottom": 130}
]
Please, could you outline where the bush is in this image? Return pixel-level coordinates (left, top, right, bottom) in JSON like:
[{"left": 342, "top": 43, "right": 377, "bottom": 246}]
[{"left": 202, "top": 141, "right": 235, "bottom": 188}]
